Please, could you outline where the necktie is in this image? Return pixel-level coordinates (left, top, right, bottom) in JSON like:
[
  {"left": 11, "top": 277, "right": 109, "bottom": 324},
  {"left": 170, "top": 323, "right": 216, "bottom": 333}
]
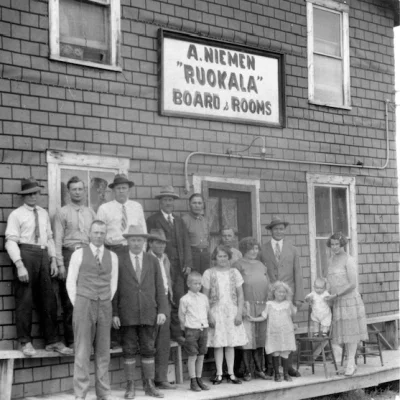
[
  {"left": 78, "top": 208, "right": 85, "bottom": 233},
  {"left": 167, "top": 214, "right": 173, "bottom": 228},
  {"left": 135, "top": 256, "right": 141, "bottom": 281},
  {"left": 95, "top": 248, "right": 101, "bottom": 268},
  {"left": 275, "top": 242, "right": 281, "bottom": 262},
  {"left": 33, "top": 207, "right": 40, "bottom": 243},
  {"left": 121, "top": 204, "right": 127, "bottom": 232}
]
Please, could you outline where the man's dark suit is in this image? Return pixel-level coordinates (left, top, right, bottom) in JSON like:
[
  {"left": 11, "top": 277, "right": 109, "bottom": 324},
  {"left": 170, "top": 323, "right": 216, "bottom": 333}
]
[{"left": 146, "top": 211, "right": 192, "bottom": 341}]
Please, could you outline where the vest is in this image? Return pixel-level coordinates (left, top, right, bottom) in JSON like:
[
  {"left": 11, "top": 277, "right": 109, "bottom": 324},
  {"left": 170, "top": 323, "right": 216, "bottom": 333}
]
[
  {"left": 209, "top": 267, "right": 238, "bottom": 307},
  {"left": 165, "top": 220, "right": 179, "bottom": 260},
  {"left": 76, "top": 246, "right": 112, "bottom": 301}
]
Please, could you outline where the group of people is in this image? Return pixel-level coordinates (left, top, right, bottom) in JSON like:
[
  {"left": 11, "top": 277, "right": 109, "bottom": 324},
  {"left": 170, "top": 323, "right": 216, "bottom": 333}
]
[{"left": 5, "top": 174, "right": 368, "bottom": 400}]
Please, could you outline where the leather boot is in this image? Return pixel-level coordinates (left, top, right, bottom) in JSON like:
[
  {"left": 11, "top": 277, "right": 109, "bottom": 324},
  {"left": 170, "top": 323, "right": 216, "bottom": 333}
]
[
  {"left": 190, "top": 378, "right": 201, "bottom": 392},
  {"left": 144, "top": 379, "right": 164, "bottom": 398},
  {"left": 282, "top": 358, "right": 292, "bottom": 382},
  {"left": 265, "top": 353, "right": 274, "bottom": 377},
  {"left": 196, "top": 377, "right": 210, "bottom": 390},
  {"left": 273, "top": 356, "right": 282, "bottom": 382},
  {"left": 254, "top": 348, "right": 272, "bottom": 380},
  {"left": 124, "top": 380, "right": 135, "bottom": 399},
  {"left": 242, "top": 350, "right": 252, "bottom": 381},
  {"left": 287, "top": 352, "right": 301, "bottom": 377}
]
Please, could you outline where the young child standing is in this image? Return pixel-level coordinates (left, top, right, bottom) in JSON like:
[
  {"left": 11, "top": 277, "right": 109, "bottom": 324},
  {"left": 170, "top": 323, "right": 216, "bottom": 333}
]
[
  {"left": 179, "top": 271, "right": 211, "bottom": 392},
  {"left": 305, "top": 278, "right": 332, "bottom": 336},
  {"left": 248, "top": 281, "right": 297, "bottom": 382}
]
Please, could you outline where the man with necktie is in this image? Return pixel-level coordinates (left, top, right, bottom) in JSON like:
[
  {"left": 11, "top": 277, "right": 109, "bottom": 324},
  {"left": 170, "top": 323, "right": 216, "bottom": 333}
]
[
  {"left": 5, "top": 177, "right": 73, "bottom": 356},
  {"left": 146, "top": 185, "right": 193, "bottom": 345},
  {"left": 259, "top": 216, "right": 305, "bottom": 378},
  {"left": 112, "top": 225, "right": 168, "bottom": 399},
  {"left": 54, "top": 176, "right": 96, "bottom": 349},
  {"left": 147, "top": 229, "right": 176, "bottom": 390},
  {"left": 66, "top": 220, "right": 118, "bottom": 400}
]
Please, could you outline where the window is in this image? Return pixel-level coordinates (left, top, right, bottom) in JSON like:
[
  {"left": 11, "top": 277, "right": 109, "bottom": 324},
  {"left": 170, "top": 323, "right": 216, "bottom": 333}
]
[
  {"left": 49, "top": 0, "right": 121, "bottom": 70},
  {"left": 307, "top": 0, "right": 350, "bottom": 109},
  {"left": 307, "top": 174, "right": 358, "bottom": 284},
  {"left": 47, "top": 150, "right": 129, "bottom": 218}
]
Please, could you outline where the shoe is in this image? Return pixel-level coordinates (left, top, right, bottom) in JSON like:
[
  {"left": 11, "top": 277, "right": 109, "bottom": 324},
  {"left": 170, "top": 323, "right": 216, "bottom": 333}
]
[
  {"left": 265, "top": 367, "right": 274, "bottom": 377},
  {"left": 282, "top": 358, "right": 293, "bottom": 382},
  {"left": 243, "top": 372, "right": 252, "bottom": 381},
  {"left": 124, "top": 380, "right": 135, "bottom": 399},
  {"left": 45, "top": 341, "right": 74, "bottom": 355},
  {"left": 254, "top": 370, "right": 272, "bottom": 380},
  {"left": 313, "top": 333, "right": 319, "bottom": 337},
  {"left": 344, "top": 364, "right": 357, "bottom": 376},
  {"left": 144, "top": 379, "right": 164, "bottom": 398},
  {"left": 20, "top": 342, "right": 37, "bottom": 357},
  {"left": 287, "top": 367, "right": 301, "bottom": 377},
  {"left": 322, "top": 333, "right": 328, "bottom": 337},
  {"left": 190, "top": 378, "right": 201, "bottom": 392},
  {"left": 69, "top": 342, "right": 75, "bottom": 351},
  {"left": 227, "top": 374, "right": 242, "bottom": 384},
  {"left": 196, "top": 378, "right": 210, "bottom": 390},
  {"left": 212, "top": 375, "right": 223, "bottom": 385},
  {"left": 154, "top": 381, "right": 176, "bottom": 390},
  {"left": 275, "top": 373, "right": 283, "bottom": 382}
]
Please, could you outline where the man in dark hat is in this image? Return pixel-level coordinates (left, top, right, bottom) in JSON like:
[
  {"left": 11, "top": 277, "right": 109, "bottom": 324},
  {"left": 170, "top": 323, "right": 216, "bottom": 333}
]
[
  {"left": 97, "top": 173, "right": 147, "bottom": 348},
  {"left": 259, "top": 216, "right": 305, "bottom": 378},
  {"left": 146, "top": 185, "right": 193, "bottom": 345},
  {"left": 54, "top": 176, "right": 96, "bottom": 350},
  {"left": 5, "top": 178, "right": 73, "bottom": 356},
  {"left": 112, "top": 225, "right": 168, "bottom": 399},
  {"left": 147, "top": 229, "right": 176, "bottom": 390}
]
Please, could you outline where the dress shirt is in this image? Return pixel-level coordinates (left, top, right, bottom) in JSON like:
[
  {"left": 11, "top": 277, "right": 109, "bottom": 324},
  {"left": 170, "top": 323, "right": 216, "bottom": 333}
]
[
  {"left": 5, "top": 204, "right": 56, "bottom": 263},
  {"left": 182, "top": 212, "right": 210, "bottom": 248},
  {"left": 129, "top": 251, "right": 143, "bottom": 277},
  {"left": 149, "top": 250, "right": 169, "bottom": 295},
  {"left": 271, "top": 238, "right": 283, "bottom": 253},
  {"left": 66, "top": 243, "right": 118, "bottom": 306},
  {"left": 160, "top": 209, "right": 174, "bottom": 224},
  {"left": 179, "top": 291, "right": 209, "bottom": 329},
  {"left": 54, "top": 203, "right": 96, "bottom": 267},
  {"left": 97, "top": 199, "right": 147, "bottom": 246}
]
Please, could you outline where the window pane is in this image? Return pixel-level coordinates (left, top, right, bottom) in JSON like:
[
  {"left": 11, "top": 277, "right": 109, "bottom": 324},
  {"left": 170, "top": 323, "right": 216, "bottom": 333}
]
[
  {"left": 314, "top": 55, "right": 343, "bottom": 105},
  {"left": 208, "top": 197, "right": 220, "bottom": 233},
  {"left": 332, "top": 187, "right": 348, "bottom": 235},
  {"left": 89, "top": 171, "right": 115, "bottom": 213},
  {"left": 316, "top": 238, "right": 330, "bottom": 278},
  {"left": 315, "top": 186, "right": 331, "bottom": 236},
  {"left": 314, "top": 8, "right": 341, "bottom": 57},
  {"left": 221, "top": 198, "right": 238, "bottom": 232}
]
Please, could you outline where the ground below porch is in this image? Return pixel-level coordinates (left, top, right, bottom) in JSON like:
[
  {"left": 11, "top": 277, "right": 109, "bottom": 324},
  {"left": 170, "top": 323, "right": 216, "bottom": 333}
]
[{"left": 25, "top": 350, "right": 399, "bottom": 400}]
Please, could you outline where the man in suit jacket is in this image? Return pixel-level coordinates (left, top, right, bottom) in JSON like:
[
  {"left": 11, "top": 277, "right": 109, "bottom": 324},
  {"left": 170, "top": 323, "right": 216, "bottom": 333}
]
[
  {"left": 147, "top": 229, "right": 176, "bottom": 390},
  {"left": 112, "top": 225, "right": 168, "bottom": 399},
  {"left": 146, "top": 185, "right": 193, "bottom": 344},
  {"left": 259, "top": 216, "right": 305, "bottom": 378}
]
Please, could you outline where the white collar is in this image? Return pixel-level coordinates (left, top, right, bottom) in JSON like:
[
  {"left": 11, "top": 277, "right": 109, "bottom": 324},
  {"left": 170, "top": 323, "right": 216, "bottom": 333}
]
[
  {"left": 271, "top": 238, "right": 283, "bottom": 249},
  {"left": 130, "top": 251, "right": 143, "bottom": 261},
  {"left": 161, "top": 209, "right": 173, "bottom": 220},
  {"left": 90, "top": 243, "right": 104, "bottom": 254}
]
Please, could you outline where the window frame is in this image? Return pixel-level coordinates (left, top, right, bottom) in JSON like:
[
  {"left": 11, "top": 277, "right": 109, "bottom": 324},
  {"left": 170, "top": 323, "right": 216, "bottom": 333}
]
[
  {"left": 46, "top": 150, "right": 129, "bottom": 219},
  {"left": 307, "top": 173, "right": 358, "bottom": 286},
  {"left": 49, "top": 0, "right": 122, "bottom": 71},
  {"left": 307, "top": 0, "right": 351, "bottom": 109}
]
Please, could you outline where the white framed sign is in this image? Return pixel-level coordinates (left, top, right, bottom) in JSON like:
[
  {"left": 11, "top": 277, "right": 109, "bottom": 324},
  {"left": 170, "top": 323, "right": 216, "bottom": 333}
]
[{"left": 160, "top": 30, "right": 285, "bottom": 127}]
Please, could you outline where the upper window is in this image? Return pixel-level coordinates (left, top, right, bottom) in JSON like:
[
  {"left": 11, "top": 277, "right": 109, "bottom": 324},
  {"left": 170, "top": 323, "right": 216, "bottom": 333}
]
[
  {"left": 49, "top": 0, "right": 121, "bottom": 70},
  {"left": 307, "top": 0, "right": 350, "bottom": 109}
]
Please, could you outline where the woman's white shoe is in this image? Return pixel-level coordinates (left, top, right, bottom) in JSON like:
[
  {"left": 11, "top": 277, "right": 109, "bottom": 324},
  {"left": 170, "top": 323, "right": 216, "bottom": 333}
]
[{"left": 344, "top": 364, "right": 357, "bottom": 376}]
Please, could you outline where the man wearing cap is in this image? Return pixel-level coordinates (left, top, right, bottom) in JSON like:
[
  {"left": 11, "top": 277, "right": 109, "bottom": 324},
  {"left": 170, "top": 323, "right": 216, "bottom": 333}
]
[
  {"left": 5, "top": 178, "right": 73, "bottom": 356},
  {"left": 97, "top": 174, "right": 147, "bottom": 256},
  {"left": 146, "top": 185, "right": 192, "bottom": 344},
  {"left": 66, "top": 219, "right": 118, "bottom": 400},
  {"left": 259, "top": 216, "right": 305, "bottom": 378},
  {"left": 54, "top": 176, "right": 96, "bottom": 349},
  {"left": 112, "top": 225, "right": 168, "bottom": 399},
  {"left": 147, "top": 229, "right": 176, "bottom": 390},
  {"left": 182, "top": 193, "right": 211, "bottom": 275}
]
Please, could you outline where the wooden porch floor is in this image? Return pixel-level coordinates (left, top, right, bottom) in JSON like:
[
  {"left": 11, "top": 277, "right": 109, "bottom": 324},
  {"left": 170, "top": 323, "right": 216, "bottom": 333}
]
[{"left": 26, "top": 350, "right": 399, "bottom": 400}]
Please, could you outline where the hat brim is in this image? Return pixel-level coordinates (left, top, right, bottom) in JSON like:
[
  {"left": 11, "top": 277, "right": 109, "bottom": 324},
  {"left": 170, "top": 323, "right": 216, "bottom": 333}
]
[
  {"left": 18, "top": 186, "right": 43, "bottom": 195},
  {"left": 148, "top": 235, "right": 169, "bottom": 242},
  {"left": 155, "top": 193, "right": 180, "bottom": 199},
  {"left": 123, "top": 233, "right": 150, "bottom": 239},
  {"left": 265, "top": 221, "right": 289, "bottom": 230},
  {"left": 109, "top": 181, "right": 134, "bottom": 189}
]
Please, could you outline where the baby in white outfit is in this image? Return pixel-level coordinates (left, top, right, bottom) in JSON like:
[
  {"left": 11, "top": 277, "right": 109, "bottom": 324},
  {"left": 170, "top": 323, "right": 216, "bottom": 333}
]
[{"left": 305, "top": 278, "right": 332, "bottom": 336}]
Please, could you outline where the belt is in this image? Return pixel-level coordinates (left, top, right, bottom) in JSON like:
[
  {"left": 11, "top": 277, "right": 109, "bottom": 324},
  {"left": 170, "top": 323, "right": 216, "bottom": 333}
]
[
  {"left": 19, "top": 243, "right": 47, "bottom": 251},
  {"left": 191, "top": 246, "right": 209, "bottom": 252},
  {"left": 63, "top": 243, "right": 88, "bottom": 251}
]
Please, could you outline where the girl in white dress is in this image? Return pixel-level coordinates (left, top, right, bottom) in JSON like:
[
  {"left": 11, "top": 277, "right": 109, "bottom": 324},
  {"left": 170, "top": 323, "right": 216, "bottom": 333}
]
[
  {"left": 202, "top": 245, "right": 248, "bottom": 385},
  {"left": 249, "top": 281, "right": 297, "bottom": 382}
]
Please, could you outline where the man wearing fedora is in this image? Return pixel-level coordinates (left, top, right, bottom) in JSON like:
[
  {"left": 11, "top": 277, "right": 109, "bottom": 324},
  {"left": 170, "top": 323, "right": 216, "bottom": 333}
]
[
  {"left": 146, "top": 185, "right": 192, "bottom": 345},
  {"left": 66, "top": 219, "right": 118, "bottom": 400},
  {"left": 54, "top": 176, "right": 96, "bottom": 350},
  {"left": 147, "top": 229, "right": 176, "bottom": 390},
  {"left": 112, "top": 225, "right": 168, "bottom": 399},
  {"left": 259, "top": 216, "right": 305, "bottom": 378},
  {"left": 5, "top": 178, "right": 73, "bottom": 356}
]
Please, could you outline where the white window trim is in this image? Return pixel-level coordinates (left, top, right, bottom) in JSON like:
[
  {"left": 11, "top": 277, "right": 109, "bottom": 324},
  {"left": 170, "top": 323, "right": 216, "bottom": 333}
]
[
  {"left": 307, "top": 0, "right": 351, "bottom": 109},
  {"left": 307, "top": 173, "right": 358, "bottom": 286},
  {"left": 193, "top": 175, "right": 261, "bottom": 243},
  {"left": 46, "top": 150, "right": 129, "bottom": 218},
  {"left": 49, "top": 0, "right": 122, "bottom": 71}
]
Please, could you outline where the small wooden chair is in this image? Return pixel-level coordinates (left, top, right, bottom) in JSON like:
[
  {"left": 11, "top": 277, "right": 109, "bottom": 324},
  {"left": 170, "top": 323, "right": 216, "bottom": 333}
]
[{"left": 296, "top": 305, "right": 338, "bottom": 378}]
